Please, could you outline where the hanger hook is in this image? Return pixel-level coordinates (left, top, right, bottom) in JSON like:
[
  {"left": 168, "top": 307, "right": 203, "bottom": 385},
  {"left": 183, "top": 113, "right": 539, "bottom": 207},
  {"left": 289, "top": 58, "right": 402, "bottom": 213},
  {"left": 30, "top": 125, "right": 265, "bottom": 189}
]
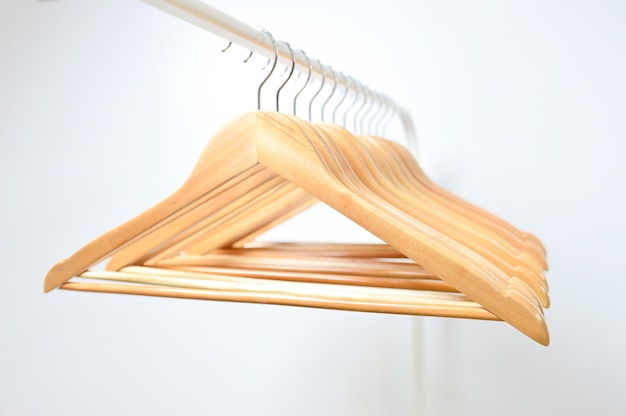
[
  {"left": 399, "top": 107, "right": 419, "bottom": 157},
  {"left": 221, "top": 41, "right": 232, "bottom": 53},
  {"left": 260, "top": 57, "right": 272, "bottom": 69},
  {"left": 374, "top": 94, "right": 390, "bottom": 136},
  {"left": 360, "top": 88, "right": 376, "bottom": 135},
  {"left": 341, "top": 76, "right": 355, "bottom": 127},
  {"left": 243, "top": 50, "right": 254, "bottom": 63},
  {"left": 381, "top": 95, "right": 397, "bottom": 137},
  {"left": 332, "top": 72, "right": 349, "bottom": 124},
  {"left": 309, "top": 59, "right": 326, "bottom": 122},
  {"left": 293, "top": 50, "right": 312, "bottom": 116},
  {"left": 353, "top": 82, "right": 370, "bottom": 133},
  {"left": 321, "top": 66, "right": 337, "bottom": 122},
  {"left": 368, "top": 91, "right": 383, "bottom": 135},
  {"left": 276, "top": 40, "right": 295, "bottom": 112},
  {"left": 258, "top": 27, "right": 278, "bottom": 111},
  {"left": 343, "top": 77, "right": 360, "bottom": 128}
]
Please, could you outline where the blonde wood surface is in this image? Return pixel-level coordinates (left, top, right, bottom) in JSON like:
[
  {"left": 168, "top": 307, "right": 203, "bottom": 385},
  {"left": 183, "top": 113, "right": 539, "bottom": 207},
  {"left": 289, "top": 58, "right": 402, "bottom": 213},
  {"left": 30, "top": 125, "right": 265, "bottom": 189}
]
[
  {"left": 182, "top": 184, "right": 311, "bottom": 255},
  {"left": 63, "top": 267, "right": 497, "bottom": 320},
  {"left": 163, "top": 265, "right": 458, "bottom": 291},
  {"left": 45, "top": 113, "right": 263, "bottom": 292},
  {"left": 370, "top": 134, "right": 548, "bottom": 271},
  {"left": 228, "top": 198, "right": 319, "bottom": 247},
  {"left": 230, "top": 242, "right": 405, "bottom": 258},
  {"left": 46, "top": 112, "right": 549, "bottom": 344},
  {"left": 256, "top": 112, "right": 548, "bottom": 344},
  {"left": 318, "top": 124, "right": 549, "bottom": 307},
  {"left": 383, "top": 138, "right": 547, "bottom": 259},
  {"left": 108, "top": 178, "right": 316, "bottom": 270},
  {"left": 371, "top": 137, "right": 548, "bottom": 269},
  {"left": 105, "top": 168, "right": 283, "bottom": 270},
  {"left": 132, "top": 179, "right": 297, "bottom": 264},
  {"left": 62, "top": 280, "right": 498, "bottom": 320},
  {"left": 157, "top": 246, "right": 456, "bottom": 290},
  {"left": 157, "top": 253, "right": 437, "bottom": 279}
]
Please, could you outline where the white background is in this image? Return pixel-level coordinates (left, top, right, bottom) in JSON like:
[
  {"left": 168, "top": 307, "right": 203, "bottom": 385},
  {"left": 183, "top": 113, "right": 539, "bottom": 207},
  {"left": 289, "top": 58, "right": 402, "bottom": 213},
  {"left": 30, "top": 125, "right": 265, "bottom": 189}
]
[{"left": 1, "top": 1, "right": 625, "bottom": 415}]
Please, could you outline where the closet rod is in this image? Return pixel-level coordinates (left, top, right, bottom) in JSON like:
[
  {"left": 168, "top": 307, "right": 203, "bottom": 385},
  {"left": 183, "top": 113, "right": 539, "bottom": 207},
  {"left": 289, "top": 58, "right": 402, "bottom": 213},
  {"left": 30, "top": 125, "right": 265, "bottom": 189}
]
[
  {"left": 143, "top": 0, "right": 364, "bottom": 92},
  {"left": 142, "top": 0, "right": 418, "bottom": 153}
]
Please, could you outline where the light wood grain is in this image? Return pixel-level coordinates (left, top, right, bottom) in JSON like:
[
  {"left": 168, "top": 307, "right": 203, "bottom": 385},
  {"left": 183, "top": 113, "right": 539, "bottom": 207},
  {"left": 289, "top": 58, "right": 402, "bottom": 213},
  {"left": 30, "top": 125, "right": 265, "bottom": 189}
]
[
  {"left": 45, "top": 111, "right": 549, "bottom": 345},
  {"left": 256, "top": 112, "right": 548, "bottom": 344},
  {"left": 62, "top": 267, "right": 496, "bottom": 321},
  {"left": 317, "top": 124, "right": 549, "bottom": 307}
]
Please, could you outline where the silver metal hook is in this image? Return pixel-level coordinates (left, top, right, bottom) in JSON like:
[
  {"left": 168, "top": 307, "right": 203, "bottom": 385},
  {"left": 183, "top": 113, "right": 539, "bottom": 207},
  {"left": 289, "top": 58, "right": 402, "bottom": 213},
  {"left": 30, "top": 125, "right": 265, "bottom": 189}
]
[
  {"left": 243, "top": 50, "right": 253, "bottom": 63},
  {"left": 221, "top": 41, "right": 232, "bottom": 53},
  {"left": 321, "top": 66, "right": 337, "bottom": 122},
  {"left": 368, "top": 91, "right": 383, "bottom": 135},
  {"left": 381, "top": 95, "right": 397, "bottom": 137},
  {"left": 276, "top": 40, "right": 295, "bottom": 112},
  {"left": 257, "top": 28, "right": 278, "bottom": 111},
  {"left": 309, "top": 59, "right": 326, "bottom": 122},
  {"left": 353, "top": 82, "right": 370, "bottom": 133},
  {"left": 374, "top": 94, "right": 390, "bottom": 136},
  {"left": 260, "top": 58, "right": 272, "bottom": 69},
  {"left": 332, "top": 72, "right": 349, "bottom": 124},
  {"left": 293, "top": 50, "right": 312, "bottom": 116},
  {"left": 399, "top": 106, "right": 419, "bottom": 157},
  {"left": 360, "top": 88, "right": 376, "bottom": 135},
  {"left": 343, "top": 77, "right": 360, "bottom": 128},
  {"left": 343, "top": 76, "right": 359, "bottom": 127}
]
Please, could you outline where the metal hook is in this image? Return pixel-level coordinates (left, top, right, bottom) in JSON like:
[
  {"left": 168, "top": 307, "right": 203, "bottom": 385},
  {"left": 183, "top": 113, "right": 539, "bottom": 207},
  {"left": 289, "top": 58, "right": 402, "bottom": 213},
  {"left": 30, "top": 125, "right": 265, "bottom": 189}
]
[
  {"left": 260, "top": 58, "right": 272, "bottom": 69},
  {"left": 399, "top": 107, "right": 419, "bottom": 157},
  {"left": 321, "top": 66, "right": 337, "bottom": 122},
  {"left": 243, "top": 50, "right": 253, "bottom": 63},
  {"left": 353, "top": 82, "right": 370, "bottom": 133},
  {"left": 381, "top": 95, "right": 397, "bottom": 137},
  {"left": 293, "top": 50, "right": 312, "bottom": 116},
  {"left": 221, "top": 41, "right": 232, "bottom": 53},
  {"left": 332, "top": 72, "right": 349, "bottom": 124},
  {"left": 374, "top": 94, "right": 390, "bottom": 136},
  {"left": 357, "top": 86, "right": 369, "bottom": 134},
  {"left": 343, "top": 76, "right": 360, "bottom": 127},
  {"left": 360, "top": 88, "right": 376, "bottom": 135},
  {"left": 368, "top": 91, "right": 383, "bottom": 135},
  {"left": 276, "top": 40, "right": 295, "bottom": 112},
  {"left": 257, "top": 28, "right": 278, "bottom": 111},
  {"left": 309, "top": 59, "right": 326, "bottom": 122},
  {"left": 344, "top": 79, "right": 362, "bottom": 131}
]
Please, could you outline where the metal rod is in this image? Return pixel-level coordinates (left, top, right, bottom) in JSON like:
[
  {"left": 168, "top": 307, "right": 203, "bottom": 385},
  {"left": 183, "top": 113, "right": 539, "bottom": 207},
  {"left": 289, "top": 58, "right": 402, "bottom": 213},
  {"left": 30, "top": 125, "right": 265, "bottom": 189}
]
[
  {"left": 142, "top": 0, "right": 335, "bottom": 86},
  {"left": 140, "top": 0, "right": 418, "bottom": 155}
]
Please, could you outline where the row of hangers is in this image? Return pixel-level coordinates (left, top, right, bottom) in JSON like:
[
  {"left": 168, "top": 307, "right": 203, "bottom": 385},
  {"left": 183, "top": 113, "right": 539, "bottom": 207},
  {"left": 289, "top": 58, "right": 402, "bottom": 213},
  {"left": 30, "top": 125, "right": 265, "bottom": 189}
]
[{"left": 45, "top": 26, "right": 550, "bottom": 345}]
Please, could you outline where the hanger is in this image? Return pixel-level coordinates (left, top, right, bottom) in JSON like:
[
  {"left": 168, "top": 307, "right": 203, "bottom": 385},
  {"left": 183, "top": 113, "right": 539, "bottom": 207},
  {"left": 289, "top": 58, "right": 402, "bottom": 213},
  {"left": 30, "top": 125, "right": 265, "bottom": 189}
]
[
  {"left": 344, "top": 87, "right": 548, "bottom": 274},
  {"left": 45, "top": 34, "right": 549, "bottom": 345},
  {"left": 371, "top": 134, "right": 547, "bottom": 266},
  {"left": 317, "top": 123, "right": 549, "bottom": 308},
  {"left": 347, "top": 88, "right": 547, "bottom": 270},
  {"left": 45, "top": 109, "right": 547, "bottom": 343},
  {"left": 65, "top": 266, "right": 498, "bottom": 321},
  {"left": 356, "top": 130, "right": 546, "bottom": 268}
]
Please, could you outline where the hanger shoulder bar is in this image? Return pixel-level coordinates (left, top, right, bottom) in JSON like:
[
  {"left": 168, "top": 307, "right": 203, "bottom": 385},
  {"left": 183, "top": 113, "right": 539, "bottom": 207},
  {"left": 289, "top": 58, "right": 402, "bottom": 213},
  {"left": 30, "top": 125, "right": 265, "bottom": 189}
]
[{"left": 44, "top": 113, "right": 261, "bottom": 292}]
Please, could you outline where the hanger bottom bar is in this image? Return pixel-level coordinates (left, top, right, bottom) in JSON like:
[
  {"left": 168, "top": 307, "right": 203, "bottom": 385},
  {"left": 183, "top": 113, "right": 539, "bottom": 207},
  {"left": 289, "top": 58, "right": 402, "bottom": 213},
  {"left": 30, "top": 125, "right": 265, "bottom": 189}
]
[{"left": 60, "top": 281, "right": 499, "bottom": 321}]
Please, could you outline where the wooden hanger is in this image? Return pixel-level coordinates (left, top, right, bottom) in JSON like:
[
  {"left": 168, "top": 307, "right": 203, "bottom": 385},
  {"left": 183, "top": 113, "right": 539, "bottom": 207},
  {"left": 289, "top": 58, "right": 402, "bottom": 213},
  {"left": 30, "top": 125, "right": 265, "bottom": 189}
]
[
  {"left": 315, "top": 123, "right": 549, "bottom": 307},
  {"left": 360, "top": 134, "right": 547, "bottom": 268},
  {"left": 46, "top": 112, "right": 549, "bottom": 345},
  {"left": 374, "top": 137, "right": 548, "bottom": 266},
  {"left": 64, "top": 266, "right": 498, "bottom": 321},
  {"left": 120, "top": 113, "right": 546, "bottom": 313}
]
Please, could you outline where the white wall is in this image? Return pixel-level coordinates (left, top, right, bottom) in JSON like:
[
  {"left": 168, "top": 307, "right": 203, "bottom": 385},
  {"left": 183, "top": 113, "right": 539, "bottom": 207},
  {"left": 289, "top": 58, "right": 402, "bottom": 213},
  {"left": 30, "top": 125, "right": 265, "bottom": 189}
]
[{"left": 1, "top": 0, "right": 624, "bottom": 415}]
